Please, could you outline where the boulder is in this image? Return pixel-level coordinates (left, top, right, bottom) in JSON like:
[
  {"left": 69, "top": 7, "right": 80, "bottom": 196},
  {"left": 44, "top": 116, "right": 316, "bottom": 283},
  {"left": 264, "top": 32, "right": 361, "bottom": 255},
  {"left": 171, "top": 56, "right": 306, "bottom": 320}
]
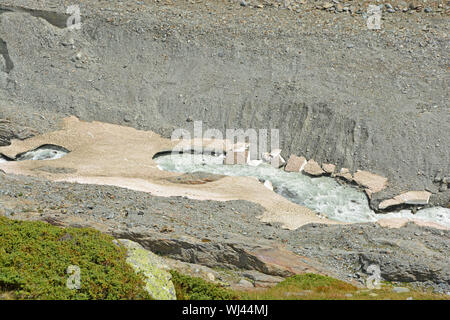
[
  {"left": 303, "top": 159, "right": 325, "bottom": 176},
  {"left": 236, "top": 279, "right": 254, "bottom": 289},
  {"left": 113, "top": 239, "right": 177, "bottom": 300},
  {"left": 353, "top": 170, "right": 388, "bottom": 194},
  {"left": 285, "top": 155, "right": 307, "bottom": 172},
  {"left": 378, "top": 191, "right": 432, "bottom": 210},
  {"left": 241, "top": 270, "right": 283, "bottom": 288},
  {"left": 321, "top": 163, "right": 336, "bottom": 175}
]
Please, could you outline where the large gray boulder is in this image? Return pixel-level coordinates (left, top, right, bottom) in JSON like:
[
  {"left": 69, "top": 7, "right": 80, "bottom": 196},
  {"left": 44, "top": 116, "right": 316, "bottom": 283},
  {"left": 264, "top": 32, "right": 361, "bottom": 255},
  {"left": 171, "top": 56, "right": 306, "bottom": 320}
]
[{"left": 113, "top": 239, "right": 177, "bottom": 300}]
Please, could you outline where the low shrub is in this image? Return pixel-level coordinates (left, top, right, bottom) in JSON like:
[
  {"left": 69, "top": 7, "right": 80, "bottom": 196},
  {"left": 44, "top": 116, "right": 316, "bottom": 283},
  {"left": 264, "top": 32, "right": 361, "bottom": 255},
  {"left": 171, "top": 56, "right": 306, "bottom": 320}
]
[
  {"left": 0, "top": 217, "right": 150, "bottom": 300},
  {"left": 170, "top": 270, "right": 240, "bottom": 300}
]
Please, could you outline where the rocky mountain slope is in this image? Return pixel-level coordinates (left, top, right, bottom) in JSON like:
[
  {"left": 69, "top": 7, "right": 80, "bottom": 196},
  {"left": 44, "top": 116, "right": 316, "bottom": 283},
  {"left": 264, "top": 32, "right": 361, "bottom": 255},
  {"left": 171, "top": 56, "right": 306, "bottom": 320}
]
[
  {"left": 0, "top": 0, "right": 449, "bottom": 294},
  {"left": 0, "top": 0, "right": 448, "bottom": 204}
]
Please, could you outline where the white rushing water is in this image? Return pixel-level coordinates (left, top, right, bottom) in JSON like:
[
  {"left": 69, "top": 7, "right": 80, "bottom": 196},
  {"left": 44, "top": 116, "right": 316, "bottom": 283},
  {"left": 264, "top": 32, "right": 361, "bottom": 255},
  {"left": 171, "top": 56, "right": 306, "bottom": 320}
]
[
  {"left": 155, "top": 153, "right": 450, "bottom": 227},
  {"left": 16, "top": 146, "right": 69, "bottom": 161}
]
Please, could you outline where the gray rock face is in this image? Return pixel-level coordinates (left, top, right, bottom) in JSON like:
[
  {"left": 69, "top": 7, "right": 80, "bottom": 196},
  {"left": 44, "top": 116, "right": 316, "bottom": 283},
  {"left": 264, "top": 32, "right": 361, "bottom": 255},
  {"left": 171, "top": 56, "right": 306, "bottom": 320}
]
[
  {"left": 0, "top": 0, "right": 449, "bottom": 294},
  {"left": 109, "top": 231, "right": 329, "bottom": 278},
  {"left": 293, "top": 223, "right": 450, "bottom": 292},
  {"left": 0, "top": 2, "right": 448, "bottom": 207},
  {"left": 0, "top": 119, "right": 36, "bottom": 146}
]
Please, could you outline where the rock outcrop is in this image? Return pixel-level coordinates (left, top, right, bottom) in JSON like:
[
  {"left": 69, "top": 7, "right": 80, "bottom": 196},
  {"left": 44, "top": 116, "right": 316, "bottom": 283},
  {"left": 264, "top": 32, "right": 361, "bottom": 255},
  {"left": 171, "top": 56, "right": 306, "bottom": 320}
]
[
  {"left": 113, "top": 239, "right": 177, "bottom": 300},
  {"left": 378, "top": 191, "right": 432, "bottom": 210},
  {"left": 0, "top": 119, "right": 36, "bottom": 146},
  {"left": 110, "top": 227, "right": 334, "bottom": 279},
  {"left": 293, "top": 222, "right": 450, "bottom": 292}
]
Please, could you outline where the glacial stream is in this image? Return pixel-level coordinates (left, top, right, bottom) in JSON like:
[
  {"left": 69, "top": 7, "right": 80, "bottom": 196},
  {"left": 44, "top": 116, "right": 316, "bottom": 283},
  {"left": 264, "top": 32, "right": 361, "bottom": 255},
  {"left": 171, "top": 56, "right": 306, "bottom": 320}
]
[
  {"left": 155, "top": 153, "right": 450, "bottom": 227},
  {"left": 0, "top": 145, "right": 69, "bottom": 162}
]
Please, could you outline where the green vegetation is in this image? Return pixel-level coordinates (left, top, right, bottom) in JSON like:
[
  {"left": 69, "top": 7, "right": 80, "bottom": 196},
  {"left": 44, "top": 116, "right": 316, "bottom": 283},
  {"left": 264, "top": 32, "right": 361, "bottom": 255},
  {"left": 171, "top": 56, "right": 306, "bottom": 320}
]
[
  {"left": 0, "top": 216, "right": 150, "bottom": 300},
  {"left": 170, "top": 271, "right": 448, "bottom": 300},
  {"left": 241, "top": 274, "right": 448, "bottom": 300},
  {"left": 0, "top": 216, "right": 447, "bottom": 301},
  {"left": 170, "top": 270, "right": 239, "bottom": 300}
]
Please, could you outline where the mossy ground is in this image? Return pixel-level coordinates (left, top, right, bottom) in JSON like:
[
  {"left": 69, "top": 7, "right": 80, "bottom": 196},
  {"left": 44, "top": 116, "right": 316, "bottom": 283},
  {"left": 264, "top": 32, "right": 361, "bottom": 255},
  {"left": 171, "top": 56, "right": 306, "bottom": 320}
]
[
  {"left": 0, "top": 216, "right": 150, "bottom": 300},
  {"left": 172, "top": 272, "right": 449, "bottom": 300},
  {"left": 170, "top": 270, "right": 240, "bottom": 300},
  {"left": 0, "top": 216, "right": 448, "bottom": 300}
]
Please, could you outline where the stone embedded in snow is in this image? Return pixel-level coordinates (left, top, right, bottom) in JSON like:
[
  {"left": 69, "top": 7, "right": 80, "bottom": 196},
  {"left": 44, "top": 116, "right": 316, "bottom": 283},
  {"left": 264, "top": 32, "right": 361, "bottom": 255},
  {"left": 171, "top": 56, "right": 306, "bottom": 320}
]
[
  {"left": 303, "top": 159, "right": 325, "bottom": 176},
  {"left": 321, "top": 163, "right": 336, "bottom": 175},
  {"left": 378, "top": 191, "right": 432, "bottom": 210},
  {"left": 353, "top": 170, "right": 388, "bottom": 194},
  {"left": 112, "top": 239, "right": 176, "bottom": 300},
  {"left": 264, "top": 180, "right": 273, "bottom": 191},
  {"left": 285, "top": 155, "right": 307, "bottom": 172},
  {"left": 224, "top": 149, "right": 249, "bottom": 165},
  {"left": 336, "top": 168, "right": 353, "bottom": 182}
]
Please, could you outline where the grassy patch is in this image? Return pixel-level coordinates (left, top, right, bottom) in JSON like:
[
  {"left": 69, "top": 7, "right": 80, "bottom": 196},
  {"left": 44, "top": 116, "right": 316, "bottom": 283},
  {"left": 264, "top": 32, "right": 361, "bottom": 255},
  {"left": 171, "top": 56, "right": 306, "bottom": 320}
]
[
  {"left": 240, "top": 273, "right": 358, "bottom": 300},
  {"left": 0, "top": 216, "right": 150, "bottom": 300},
  {"left": 240, "top": 274, "right": 448, "bottom": 300},
  {"left": 169, "top": 271, "right": 448, "bottom": 300},
  {"left": 170, "top": 270, "right": 240, "bottom": 300},
  {"left": 1, "top": 216, "right": 447, "bottom": 301}
]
